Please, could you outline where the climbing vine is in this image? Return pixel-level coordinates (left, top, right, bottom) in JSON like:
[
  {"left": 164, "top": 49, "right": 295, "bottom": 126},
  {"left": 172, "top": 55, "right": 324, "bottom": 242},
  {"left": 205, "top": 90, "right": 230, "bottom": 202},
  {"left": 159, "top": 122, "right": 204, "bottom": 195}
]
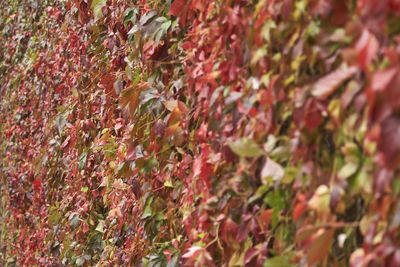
[{"left": 2, "top": 0, "right": 400, "bottom": 266}]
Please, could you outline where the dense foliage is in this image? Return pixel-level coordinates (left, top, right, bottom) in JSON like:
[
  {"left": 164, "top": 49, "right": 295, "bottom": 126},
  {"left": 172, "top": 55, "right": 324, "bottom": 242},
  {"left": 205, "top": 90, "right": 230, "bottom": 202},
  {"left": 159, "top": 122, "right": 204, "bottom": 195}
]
[{"left": 2, "top": 0, "right": 400, "bottom": 266}]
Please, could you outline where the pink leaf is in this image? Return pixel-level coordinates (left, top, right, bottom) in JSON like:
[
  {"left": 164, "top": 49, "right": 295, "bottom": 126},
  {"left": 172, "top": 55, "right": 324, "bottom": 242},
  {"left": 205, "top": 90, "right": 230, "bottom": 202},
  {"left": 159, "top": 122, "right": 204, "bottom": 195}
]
[
  {"left": 61, "top": 135, "right": 71, "bottom": 149},
  {"left": 312, "top": 64, "right": 358, "bottom": 99},
  {"left": 355, "top": 29, "right": 379, "bottom": 70},
  {"left": 371, "top": 68, "right": 398, "bottom": 92},
  {"left": 182, "top": 246, "right": 203, "bottom": 259},
  {"left": 261, "top": 158, "right": 284, "bottom": 184},
  {"left": 244, "top": 247, "right": 259, "bottom": 265}
]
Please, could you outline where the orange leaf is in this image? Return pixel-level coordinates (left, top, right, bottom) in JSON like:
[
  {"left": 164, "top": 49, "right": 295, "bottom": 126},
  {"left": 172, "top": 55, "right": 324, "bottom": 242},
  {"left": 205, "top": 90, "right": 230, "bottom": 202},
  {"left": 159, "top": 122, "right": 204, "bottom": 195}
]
[
  {"left": 259, "top": 209, "right": 273, "bottom": 233},
  {"left": 293, "top": 202, "right": 306, "bottom": 222},
  {"left": 99, "top": 74, "right": 116, "bottom": 97},
  {"left": 119, "top": 82, "right": 148, "bottom": 116},
  {"left": 307, "top": 229, "right": 334, "bottom": 266}
]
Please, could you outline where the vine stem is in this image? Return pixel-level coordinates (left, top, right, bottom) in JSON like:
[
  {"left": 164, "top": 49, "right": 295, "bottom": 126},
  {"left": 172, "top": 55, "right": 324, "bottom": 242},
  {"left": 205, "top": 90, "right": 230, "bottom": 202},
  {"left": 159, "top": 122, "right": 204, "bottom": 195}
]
[{"left": 205, "top": 223, "right": 223, "bottom": 251}]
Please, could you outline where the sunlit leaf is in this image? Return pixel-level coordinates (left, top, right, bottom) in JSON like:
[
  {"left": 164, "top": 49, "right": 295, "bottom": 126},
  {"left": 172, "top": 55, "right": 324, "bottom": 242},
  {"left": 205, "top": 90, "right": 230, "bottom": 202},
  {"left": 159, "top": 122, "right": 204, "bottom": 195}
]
[{"left": 228, "top": 137, "right": 263, "bottom": 158}]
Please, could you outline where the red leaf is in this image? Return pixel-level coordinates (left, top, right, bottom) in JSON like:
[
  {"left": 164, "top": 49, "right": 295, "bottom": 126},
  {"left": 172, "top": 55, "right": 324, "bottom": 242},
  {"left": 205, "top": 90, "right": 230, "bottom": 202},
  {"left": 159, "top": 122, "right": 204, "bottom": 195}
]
[
  {"left": 379, "top": 117, "right": 400, "bottom": 167},
  {"left": 61, "top": 135, "right": 71, "bottom": 149},
  {"left": 341, "top": 81, "right": 362, "bottom": 109},
  {"left": 33, "top": 180, "right": 41, "bottom": 191},
  {"left": 371, "top": 68, "right": 397, "bottom": 92},
  {"left": 125, "top": 238, "right": 132, "bottom": 250},
  {"left": 244, "top": 247, "right": 259, "bottom": 265},
  {"left": 384, "top": 69, "right": 400, "bottom": 109},
  {"left": 304, "top": 98, "right": 323, "bottom": 130},
  {"left": 331, "top": 0, "right": 350, "bottom": 26},
  {"left": 312, "top": 64, "right": 358, "bottom": 99},
  {"left": 390, "top": 249, "right": 400, "bottom": 266},
  {"left": 355, "top": 29, "right": 379, "bottom": 70},
  {"left": 296, "top": 225, "right": 318, "bottom": 247},
  {"left": 236, "top": 222, "right": 248, "bottom": 243},
  {"left": 193, "top": 156, "right": 202, "bottom": 178},
  {"left": 222, "top": 218, "right": 238, "bottom": 244},
  {"left": 163, "top": 249, "right": 172, "bottom": 262},
  {"left": 168, "top": 0, "right": 186, "bottom": 16},
  {"left": 181, "top": 41, "right": 193, "bottom": 50}
]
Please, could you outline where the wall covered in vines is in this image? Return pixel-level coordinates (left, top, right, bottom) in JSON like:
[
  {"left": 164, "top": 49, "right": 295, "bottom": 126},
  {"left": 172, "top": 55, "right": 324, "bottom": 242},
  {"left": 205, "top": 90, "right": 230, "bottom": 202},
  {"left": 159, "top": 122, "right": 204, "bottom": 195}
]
[{"left": 2, "top": 0, "right": 400, "bottom": 266}]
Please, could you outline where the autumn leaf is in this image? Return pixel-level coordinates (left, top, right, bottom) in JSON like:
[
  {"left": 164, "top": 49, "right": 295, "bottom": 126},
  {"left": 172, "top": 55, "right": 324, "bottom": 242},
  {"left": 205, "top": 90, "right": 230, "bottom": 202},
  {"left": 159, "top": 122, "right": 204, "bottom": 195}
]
[
  {"left": 304, "top": 98, "right": 323, "bottom": 130},
  {"left": 307, "top": 229, "right": 334, "bottom": 266},
  {"left": 2, "top": 0, "right": 400, "bottom": 265},
  {"left": 370, "top": 68, "right": 398, "bottom": 92},
  {"left": 91, "top": 0, "right": 106, "bottom": 19},
  {"left": 228, "top": 137, "right": 263, "bottom": 158},
  {"left": 168, "top": 0, "right": 186, "bottom": 16},
  {"left": 308, "top": 185, "right": 331, "bottom": 214},
  {"left": 261, "top": 157, "right": 284, "bottom": 184},
  {"left": 182, "top": 246, "right": 203, "bottom": 259},
  {"left": 244, "top": 247, "right": 259, "bottom": 265},
  {"left": 293, "top": 202, "right": 306, "bottom": 222},
  {"left": 379, "top": 117, "right": 400, "bottom": 167},
  {"left": 99, "top": 74, "right": 117, "bottom": 97},
  {"left": 108, "top": 207, "right": 122, "bottom": 218},
  {"left": 33, "top": 180, "right": 41, "bottom": 191},
  {"left": 264, "top": 256, "right": 294, "bottom": 267},
  {"left": 355, "top": 29, "right": 379, "bottom": 70},
  {"left": 311, "top": 64, "right": 358, "bottom": 99},
  {"left": 119, "top": 82, "right": 148, "bottom": 116}
]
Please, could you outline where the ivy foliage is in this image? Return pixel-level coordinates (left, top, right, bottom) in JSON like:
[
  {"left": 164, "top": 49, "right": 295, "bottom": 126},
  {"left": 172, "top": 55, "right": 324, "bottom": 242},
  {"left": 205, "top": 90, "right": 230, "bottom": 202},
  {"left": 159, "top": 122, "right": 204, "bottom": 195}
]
[{"left": 2, "top": 0, "right": 400, "bottom": 266}]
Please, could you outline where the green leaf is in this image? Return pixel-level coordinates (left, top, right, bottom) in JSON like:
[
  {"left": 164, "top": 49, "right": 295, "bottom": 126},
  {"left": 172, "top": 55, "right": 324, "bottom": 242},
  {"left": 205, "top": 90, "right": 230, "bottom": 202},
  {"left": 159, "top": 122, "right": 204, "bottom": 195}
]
[
  {"left": 70, "top": 215, "right": 80, "bottom": 230},
  {"left": 264, "top": 256, "right": 294, "bottom": 267},
  {"left": 95, "top": 221, "right": 105, "bottom": 233},
  {"left": 164, "top": 180, "right": 173, "bottom": 188},
  {"left": 76, "top": 258, "right": 83, "bottom": 266},
  {"left": 248, "top": 185, "right": 270, "bottom": 204},
  {"left": 72, "top": 87, "right": 79, "bottom": 98},
  {"left": 141, "top": 196, "right": 153, "bottom": 219},
  {"left": 90, "top": 0, "right": 104, "bottom": 9},
  {"left": 264, "top": 190, "right": 287, "bottom": 227},
  {"left": 81, "top": 186, "right": 89, "bottom": 193},
  {"left": 228, "top": 137, "right": 263, "bottom": 158},
  {"left": 91, "top": 0, "right": 106, "bottom": 19},
  {"left": 153, "top": 19, "right": 171, "bottom": 45},
  {"left": 123, "top": 7, "right": 138, "bottom": 27},
  {"left": 338, "top": 161, "right": 358, "bottom": 180},
  {"left": 79, "top": 152, "right": 87, "bottom": 171},
  {"left": 141, "top": 204, "right": 152, "bottom": 219},
  {"left": 251, "top": 46, "right": 267, "bottom": 66}
]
